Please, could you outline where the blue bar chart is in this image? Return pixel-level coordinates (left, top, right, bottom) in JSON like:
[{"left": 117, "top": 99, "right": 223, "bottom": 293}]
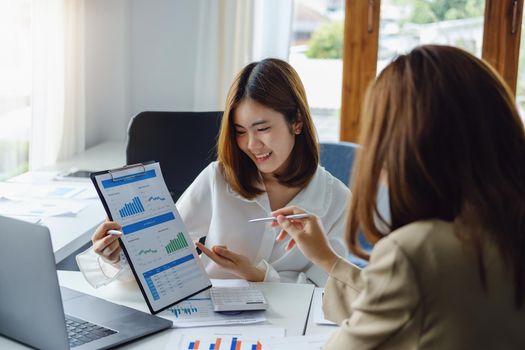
[
  {"left": 170, "top": 304, "right": 199, "bottom": 318},
  {"left": 119, "top": 196, "right": 145, "bottom": 218}
]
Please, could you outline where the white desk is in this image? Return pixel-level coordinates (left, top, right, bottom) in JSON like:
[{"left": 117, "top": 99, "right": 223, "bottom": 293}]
[
  {"left": 0, "top": 272, "right": 316, "bottom": 349},
  {"left": 305, "top": 314, "right": 338, "bottom": 336},
  {"left": 304, "top": 306, "right": 338, "bottom": 336},
  {"left": 41, "top": 142, "right": 126, "bottom": 173},
  {"left": 6, "top": 142, "right": 126, "bottom": 263}
]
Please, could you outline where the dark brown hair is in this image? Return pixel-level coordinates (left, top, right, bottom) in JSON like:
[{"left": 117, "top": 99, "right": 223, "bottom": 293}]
[
  {"left": 347, "top": 45, "right": 525, "bottom": 306},
  {"left": 217, "top": 58, "right": 319, "bottom": 199}
]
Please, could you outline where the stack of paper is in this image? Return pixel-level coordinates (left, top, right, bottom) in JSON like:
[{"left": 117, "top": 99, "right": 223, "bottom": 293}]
[
  {"left": 312, "top": 288, "right": 336, "bottom": 325},
  {"left": 265, "top": 334, "right": 331, "bottom": 349},
  {"left": 159, "top": 279, "right": 267, "bottom": 328},
  {"left": 166, "top": 327, "right": 330, "bottom": 350},
  {"left": 166, "top": 326, "right": 285, "bottom": 350},
  {"left": 0, "top": 182, "right": 96, "bottom": 200},
  {"left": 0, "top": 197, "right": 90, "bottom": 217},
  {"left": 0, "top": 181, "right": 95, "bottom": 218}
]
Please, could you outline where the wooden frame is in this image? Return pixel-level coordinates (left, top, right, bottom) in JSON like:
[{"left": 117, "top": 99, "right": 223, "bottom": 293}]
[
  {"left": 482, "top": 0, "right": 523, "bottom": 95},
  {"left": 339, "top": 0, "right": 380, "bottom": 142}
]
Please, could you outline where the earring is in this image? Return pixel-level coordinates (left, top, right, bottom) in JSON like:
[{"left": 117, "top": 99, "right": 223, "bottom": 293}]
[{"left": 295, "top": 129, "right": 301, "bottom": 135}]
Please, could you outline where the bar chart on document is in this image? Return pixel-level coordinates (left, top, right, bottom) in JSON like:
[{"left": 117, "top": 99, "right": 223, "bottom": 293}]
[
  {"left": 95, "top": 163, "right": 210, "bottom": 311},
  {"left": 167, "top": 326, "right": 284, "bottom": 350},
  {"left": 184, "top": 336, "right": 263, "bottom": 350}
]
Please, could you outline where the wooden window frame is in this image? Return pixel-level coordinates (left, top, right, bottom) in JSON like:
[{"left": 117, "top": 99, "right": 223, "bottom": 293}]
[
  {"left": 340, "top": 0, "right": 380, "bottom": 142},
  {"left": 482, "top": 0, "right": 523, "bottom": 95},
  {"left": 340, "top": 0, "right": 524, "bottom": 142}
]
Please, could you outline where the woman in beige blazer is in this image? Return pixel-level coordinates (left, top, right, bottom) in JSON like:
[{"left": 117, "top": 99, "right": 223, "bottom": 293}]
[{"left": 273, "top": 45, "right": 525, "bottom": 349}]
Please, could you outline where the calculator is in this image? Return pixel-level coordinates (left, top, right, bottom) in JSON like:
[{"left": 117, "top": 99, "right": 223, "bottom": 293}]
[{"left": 210, "top": 287, "right": 268, "bottom": 312}]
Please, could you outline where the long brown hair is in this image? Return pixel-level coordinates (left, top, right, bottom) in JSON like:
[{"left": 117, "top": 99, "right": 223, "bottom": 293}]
[
  {"left": 347, "top": 45, "right": 525, "bottom": 306},
  {"left": 217, "top": 58, "right": 319, "bottom": 199}
]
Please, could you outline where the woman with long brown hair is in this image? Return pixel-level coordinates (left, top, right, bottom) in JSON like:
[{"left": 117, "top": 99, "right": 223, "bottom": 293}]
[
  {"left": 79, "top": 58, "right": 349, "bottom": 286},
  {"left": 273, "top": 45, "right": 525, "bottom": 348}
]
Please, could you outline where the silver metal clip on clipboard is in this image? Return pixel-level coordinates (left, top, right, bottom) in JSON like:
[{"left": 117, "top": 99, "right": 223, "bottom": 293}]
[{"left": 108, "top": 162, "right": 148, "bottom": 183}]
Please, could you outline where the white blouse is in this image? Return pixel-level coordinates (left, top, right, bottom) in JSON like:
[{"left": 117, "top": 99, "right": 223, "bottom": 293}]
[{"left": 77, "top": 162, "right": 350, "bottom": 286}]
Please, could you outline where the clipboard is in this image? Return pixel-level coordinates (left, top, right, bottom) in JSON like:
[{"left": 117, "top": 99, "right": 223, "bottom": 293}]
[{"left": 90, "top": 161, "right": 212, "bottom": 314}]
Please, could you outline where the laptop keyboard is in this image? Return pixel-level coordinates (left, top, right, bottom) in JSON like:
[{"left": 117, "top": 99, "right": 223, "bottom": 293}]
[{"left": 65, "top": 314, "right": 117, "bottom": 348}]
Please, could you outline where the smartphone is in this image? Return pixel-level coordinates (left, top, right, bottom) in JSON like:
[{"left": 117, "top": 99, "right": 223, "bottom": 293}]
[
  {"left": 63, "top": 170, "right": 92, "bottom": 178},
  {"left": 54, "top": 169, "right": 93, "bottom": 181}
]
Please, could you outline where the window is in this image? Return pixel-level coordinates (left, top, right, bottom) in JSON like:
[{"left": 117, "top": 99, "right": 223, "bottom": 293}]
[
  {"left": 289, "top": 0, "right": 345, "bottom": 142},
  {"left": 378, "top": 0, "right": 486, "bottom": 73},
  {"left": 0, "top": 1, "right": 32, "bottom": 180},
  {"left": 339, "top": 0, "right": 522, "bottom": 142}
]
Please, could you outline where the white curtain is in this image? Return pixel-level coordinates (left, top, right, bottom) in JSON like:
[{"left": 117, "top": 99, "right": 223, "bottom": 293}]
[
  {"left": 193, "top": 0, "right": 293, "bottom": 111},
  {"left": 29, "top": 0, "right": 85, "bottom": 169},
  {"left": 252, "top": 0, "right": 293, "bottom": 61},
  {"left": 59, "top": 0, "right": 85, "bottom": 161}
]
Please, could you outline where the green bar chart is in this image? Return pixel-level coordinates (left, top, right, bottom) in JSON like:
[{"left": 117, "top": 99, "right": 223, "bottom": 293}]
[{"left": 165, "top": 232, "right": 188, "bottom": 254}]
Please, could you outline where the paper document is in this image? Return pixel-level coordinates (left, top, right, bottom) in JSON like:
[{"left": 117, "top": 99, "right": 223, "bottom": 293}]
[
  {"left": 166, "top": 325, "right": 285, "bottom": 350},
  {"left": 0, "top": 182, "right": 90, "bottom": 200},
  {"left": 313, "top": 288, "right": 336, "bottom": 325},
  {"left": 0, "top": 197, "right": 89, "bottom": 217},
  {"left": 6, "top": 171, "right": 59, "bottom": 184},
  {"left": 71, "top": 186, "right": 98, "bottom": 199},
  {"left": 211, "top": 278, "right": 249, "bottom": 288},
  {"left": 266, "top": 334, "right": 331, "bottom": 349},
  {"left": 159, "top": 287, "right": 266, "bottom": 327}
]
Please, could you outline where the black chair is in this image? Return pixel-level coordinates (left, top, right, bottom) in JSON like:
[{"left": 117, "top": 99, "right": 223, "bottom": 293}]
[{"left": 126, "top": 111, "right": 223, "bottom": 202}]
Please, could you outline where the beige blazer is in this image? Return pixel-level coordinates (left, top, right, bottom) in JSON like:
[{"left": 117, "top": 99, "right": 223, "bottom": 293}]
[{"left": 323, "top": 220, "right": 525, "bottom": 349}]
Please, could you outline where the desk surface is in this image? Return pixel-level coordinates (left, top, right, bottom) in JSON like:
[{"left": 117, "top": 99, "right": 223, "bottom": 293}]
[
  {"left": 0, "top": 271, "right": 316, "bottom": 349},
  {"left": 6, "top": 142, "right": 126, "bottom": 263},
  {"left": 43, "top": 141, "right": 126, "bottom": 172}
]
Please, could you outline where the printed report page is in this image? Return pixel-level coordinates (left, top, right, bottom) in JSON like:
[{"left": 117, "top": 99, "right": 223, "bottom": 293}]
[{"left": 94, "top": 163, "right": 211, "bottom": 311}]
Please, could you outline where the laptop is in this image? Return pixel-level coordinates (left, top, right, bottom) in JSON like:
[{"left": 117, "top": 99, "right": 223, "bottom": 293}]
[{"left": 0, "top": 215, "right": 173, "bottom": 350}]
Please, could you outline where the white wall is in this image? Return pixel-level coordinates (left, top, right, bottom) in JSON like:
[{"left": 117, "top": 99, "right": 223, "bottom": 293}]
[{"left": 85, "top": 0, "right": 202, "bottom": 148}]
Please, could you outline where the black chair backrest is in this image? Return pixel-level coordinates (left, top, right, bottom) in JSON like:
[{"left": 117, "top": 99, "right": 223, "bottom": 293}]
[{"left": 126, "top": 111, "right": 223, "bottom": 201}]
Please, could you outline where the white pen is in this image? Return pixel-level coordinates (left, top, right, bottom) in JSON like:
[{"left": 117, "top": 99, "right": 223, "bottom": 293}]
[
  {"left": 248, "top": 213, "right": 312, "bottom": 223},
  {"left": 107, "top": 229, "right": 122, "bottom": 236}
]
